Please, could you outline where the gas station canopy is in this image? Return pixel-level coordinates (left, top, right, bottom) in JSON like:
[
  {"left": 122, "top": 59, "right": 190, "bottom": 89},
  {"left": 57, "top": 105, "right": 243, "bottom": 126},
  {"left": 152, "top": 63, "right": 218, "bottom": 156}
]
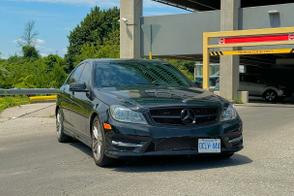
[{"left": 153, "top": 0, "right": 294, "bottom": 11}]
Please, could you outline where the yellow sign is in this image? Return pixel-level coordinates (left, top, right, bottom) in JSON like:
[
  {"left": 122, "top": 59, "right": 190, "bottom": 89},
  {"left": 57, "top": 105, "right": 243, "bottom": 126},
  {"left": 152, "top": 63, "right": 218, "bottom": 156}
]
[{"left": 209, "top": 48, "right": 294, "bottom": 56}]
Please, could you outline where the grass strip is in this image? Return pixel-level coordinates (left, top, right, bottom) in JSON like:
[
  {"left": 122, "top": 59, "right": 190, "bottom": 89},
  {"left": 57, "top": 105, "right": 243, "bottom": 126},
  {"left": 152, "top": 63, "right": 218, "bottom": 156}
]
[{"left": 0, "top": 96, "right": 30, "bottom": 113}]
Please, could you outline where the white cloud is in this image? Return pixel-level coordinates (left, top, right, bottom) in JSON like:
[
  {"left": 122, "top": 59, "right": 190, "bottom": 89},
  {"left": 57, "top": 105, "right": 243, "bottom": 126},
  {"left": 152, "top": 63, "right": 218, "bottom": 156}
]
[
  {"left": 61, "top": 48, "right": 67, "bottom": 54},
  {"left": 40, "top": 52, "right": 49, "bottom": 57},
  {"left": 0, "top": 54, "right": 9, "bottom": 59},
  {"left": 13, "top": 38, "right": 23, "bottom": 45},
  {"left": 34, "top": 39, "right": 45, "bottom": 46},
  {"left": 13, "top": 38, "right": 45, "bottom": 48},
  {"left": 32, "top": 39, "right": 45, "bottom": 50}
]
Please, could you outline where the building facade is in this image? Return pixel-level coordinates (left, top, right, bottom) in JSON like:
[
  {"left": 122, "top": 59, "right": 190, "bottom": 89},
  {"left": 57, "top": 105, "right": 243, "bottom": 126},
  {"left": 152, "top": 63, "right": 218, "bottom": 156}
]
[{"left": 120, "top": 0, "right": 294, "bottom": 101}]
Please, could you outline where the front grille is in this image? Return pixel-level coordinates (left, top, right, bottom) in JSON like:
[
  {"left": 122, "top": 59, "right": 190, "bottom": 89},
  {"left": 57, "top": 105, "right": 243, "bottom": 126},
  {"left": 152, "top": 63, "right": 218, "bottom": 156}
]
[
  {"left": 155, "top": 138, "right": 196, "bottom": 151},
  {"left": 149, "top": 107, "right": 219, "bottom": 125}
]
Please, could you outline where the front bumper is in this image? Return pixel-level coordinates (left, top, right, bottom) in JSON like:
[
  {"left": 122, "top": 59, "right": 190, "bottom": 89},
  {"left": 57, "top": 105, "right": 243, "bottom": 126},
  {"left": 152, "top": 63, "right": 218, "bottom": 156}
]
[{"left": 104, "top": 118, "right": 243, "bottom": 159}]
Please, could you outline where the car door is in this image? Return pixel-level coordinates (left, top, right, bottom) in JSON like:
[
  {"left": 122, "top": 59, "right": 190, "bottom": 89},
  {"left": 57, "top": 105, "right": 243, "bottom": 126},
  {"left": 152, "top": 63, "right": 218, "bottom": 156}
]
[
  {"left": 70, "top": 62, "right": 95, "bottom": 143},
  {"left": 239, "top": 81, "right": 252, "bottom": 92},
  {"left": 59, "top": 64, "right": 85, "bottom": 134},
  {"left": 254, "top": 81, "right": 267, "bottom": 96},
  {"left": 240, "top": 81, "right": 261, "bottom": 96},
  {"left": 240, "top": 75, "right": 260, "bottom": 96}
]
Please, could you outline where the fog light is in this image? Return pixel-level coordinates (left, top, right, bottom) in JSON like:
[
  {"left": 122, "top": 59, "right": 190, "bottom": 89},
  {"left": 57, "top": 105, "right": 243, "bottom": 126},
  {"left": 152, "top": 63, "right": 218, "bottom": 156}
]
[{"left": 111, "top": 140, "right": 143, "bottom": 148}]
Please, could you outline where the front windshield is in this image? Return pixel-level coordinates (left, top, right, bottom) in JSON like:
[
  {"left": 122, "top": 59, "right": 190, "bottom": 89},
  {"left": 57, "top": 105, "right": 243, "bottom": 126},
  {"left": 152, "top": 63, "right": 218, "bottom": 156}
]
[{"left": 94, "top": 61, "right": 192, "bottom": 88}]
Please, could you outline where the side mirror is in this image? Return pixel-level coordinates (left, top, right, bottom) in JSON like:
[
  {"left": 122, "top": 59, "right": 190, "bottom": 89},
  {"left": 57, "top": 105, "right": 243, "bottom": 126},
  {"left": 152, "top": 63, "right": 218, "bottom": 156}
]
[{"left": 69, "top": 83, "right": 89, "bottom": 92}]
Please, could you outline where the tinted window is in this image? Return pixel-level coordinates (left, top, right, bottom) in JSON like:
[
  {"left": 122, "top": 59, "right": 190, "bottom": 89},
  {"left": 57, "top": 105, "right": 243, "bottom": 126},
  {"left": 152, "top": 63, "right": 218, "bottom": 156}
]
[
  {"left": 79, "top": 62, "right": 92, "bottom": 86},
  {"left": 94, "top": 61, "right": 192, "bottom": 88},
  {"left": 240, "top": 74, "right": 258, "bottom": 83},
  {"left": 67, "top": 63, "right": 85, "bottom": 84}
]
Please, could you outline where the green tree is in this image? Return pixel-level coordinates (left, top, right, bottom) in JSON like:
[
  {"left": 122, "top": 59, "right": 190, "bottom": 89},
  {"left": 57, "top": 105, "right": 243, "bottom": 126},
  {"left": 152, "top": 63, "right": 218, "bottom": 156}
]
[
  {"left": 18, "top": 21, "right": 38, "bottom": 47},
  {"left": 43, "top": 55, "right": 67, "bottom": 87},
  {"left": 74, "top": 29, "right": 120, "bottom": 63},
  {"left": 0, "top": 54, "right": 67, "bottom": 89},
  {"left": 97, "top": 29, "right": 120, "bottom": 58},
  {"left": 66, "top": 6, "right": 119, "bottom": 70},
  {"left": 18, "top": 21, "right": 40, "bottom": 59},
  {"left": 22, "top": 45, "right": 39, "bottom": 59},
  {"left": 0, "top": 22, "right": 67, "bottom": 89},
  {"left": 165, "top": 59, "right": 195, "bottom": 81}
]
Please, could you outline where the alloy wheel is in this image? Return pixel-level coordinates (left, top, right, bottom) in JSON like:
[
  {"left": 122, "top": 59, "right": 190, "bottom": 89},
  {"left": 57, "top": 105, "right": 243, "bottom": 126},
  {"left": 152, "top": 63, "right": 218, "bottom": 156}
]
[
  {"left": 56, "top": 111, "right": 62, "bottom": 138},
  {"left": 265, "top": 91, "right": 277, "bottom": 102},
  {"left": 92, "top": 121, "right": 103, "bottom": 161}
]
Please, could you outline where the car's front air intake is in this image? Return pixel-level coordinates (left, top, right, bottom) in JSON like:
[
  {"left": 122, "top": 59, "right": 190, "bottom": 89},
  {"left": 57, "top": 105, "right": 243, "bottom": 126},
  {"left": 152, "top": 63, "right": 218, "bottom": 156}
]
[{"left": 149, "top": 107, "right": 219, "bottom": 125}]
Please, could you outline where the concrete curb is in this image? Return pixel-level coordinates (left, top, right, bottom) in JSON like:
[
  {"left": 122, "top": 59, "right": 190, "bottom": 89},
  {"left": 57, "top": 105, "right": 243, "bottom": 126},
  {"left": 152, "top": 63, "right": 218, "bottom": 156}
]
[{"left": 29, "top": 95, "right": 57, "bottom": 103}]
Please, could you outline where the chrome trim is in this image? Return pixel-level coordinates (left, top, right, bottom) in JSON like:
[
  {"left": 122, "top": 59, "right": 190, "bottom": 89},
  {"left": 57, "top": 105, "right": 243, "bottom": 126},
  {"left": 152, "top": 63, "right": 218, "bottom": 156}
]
[
  {"left": 229, "top": 136, "right": 243, "bottom": 143},
  {"left": 111, "top": 141, "right": 143, "bottom": 148}
]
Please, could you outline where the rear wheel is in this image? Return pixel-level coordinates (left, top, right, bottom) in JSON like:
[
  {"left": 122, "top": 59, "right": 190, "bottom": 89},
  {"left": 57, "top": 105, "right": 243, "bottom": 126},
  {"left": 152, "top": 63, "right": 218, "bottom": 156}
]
[
  {"left": 56, "top": 109, "right": 72, "bottom": 142},
  {"left": 263, "top": 90, "right": 278, "bottom": 102},
  {"left": 91, "top": 117, "right": 113, "bottom": 167}
]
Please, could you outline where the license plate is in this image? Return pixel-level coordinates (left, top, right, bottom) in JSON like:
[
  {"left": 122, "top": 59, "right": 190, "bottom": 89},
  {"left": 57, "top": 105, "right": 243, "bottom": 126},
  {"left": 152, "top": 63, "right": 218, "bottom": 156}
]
[{"left": 198, "top": 139, "right": 221, "bottom": 153}]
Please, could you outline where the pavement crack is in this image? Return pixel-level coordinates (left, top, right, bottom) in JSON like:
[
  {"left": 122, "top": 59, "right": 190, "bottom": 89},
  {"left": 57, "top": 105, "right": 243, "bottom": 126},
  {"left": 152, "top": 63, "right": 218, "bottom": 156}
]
[{"left": 0, "top": 103, "right": 55, "bottom": 123}]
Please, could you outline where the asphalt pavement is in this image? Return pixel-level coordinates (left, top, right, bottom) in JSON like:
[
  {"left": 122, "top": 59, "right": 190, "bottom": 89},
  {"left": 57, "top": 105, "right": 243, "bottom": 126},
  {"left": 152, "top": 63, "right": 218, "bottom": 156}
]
[{"left": 0, "top": 103, "right": 294, "bottom": 196}]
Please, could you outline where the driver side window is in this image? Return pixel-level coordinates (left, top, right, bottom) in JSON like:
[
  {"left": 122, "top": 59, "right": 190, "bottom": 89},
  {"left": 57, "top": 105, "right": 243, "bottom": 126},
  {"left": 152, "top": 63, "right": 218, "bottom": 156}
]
[
  {"left": 79, "top": 62, "right": 92, "bottom": 87},
  {"left": 67, "top": 63, "right": 85, "bottom": 84}
]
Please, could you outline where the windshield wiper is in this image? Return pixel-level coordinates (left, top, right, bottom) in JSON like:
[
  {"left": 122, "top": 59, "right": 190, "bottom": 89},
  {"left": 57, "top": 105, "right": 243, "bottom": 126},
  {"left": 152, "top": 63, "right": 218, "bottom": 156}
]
[{"left": 151, "top": 80, "right": 168, "bottom": 86}]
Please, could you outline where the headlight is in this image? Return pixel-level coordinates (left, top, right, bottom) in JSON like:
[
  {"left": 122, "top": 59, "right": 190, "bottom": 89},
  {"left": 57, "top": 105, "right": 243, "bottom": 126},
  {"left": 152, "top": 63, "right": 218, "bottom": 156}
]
[
  {"left": 110, "top": 105, "right": 147, "bottom": 124},
  {"left": 221, "top": 104, "right": 238, "bottom": 121}
]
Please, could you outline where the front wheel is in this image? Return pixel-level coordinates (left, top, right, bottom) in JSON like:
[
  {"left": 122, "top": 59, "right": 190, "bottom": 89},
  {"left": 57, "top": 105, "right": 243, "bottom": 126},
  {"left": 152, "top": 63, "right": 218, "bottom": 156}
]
[
  {"left": 91, "top": 117, "right": 114, "bottom": 167},
  {"left": 263, "top": 90, "right": 278, "bottom": 102}
]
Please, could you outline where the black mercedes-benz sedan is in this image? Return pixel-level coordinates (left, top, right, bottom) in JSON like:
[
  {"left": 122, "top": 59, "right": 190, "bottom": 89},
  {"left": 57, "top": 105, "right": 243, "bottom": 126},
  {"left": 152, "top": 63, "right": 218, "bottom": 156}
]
[{"left": 56, "top": 59, "right": 243, "bottom": 167}]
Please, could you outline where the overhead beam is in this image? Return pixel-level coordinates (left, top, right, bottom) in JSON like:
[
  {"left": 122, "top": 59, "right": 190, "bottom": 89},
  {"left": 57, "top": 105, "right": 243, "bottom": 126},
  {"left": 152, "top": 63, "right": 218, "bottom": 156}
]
[
  {"left": 186, "top": 0, "right": 218, "bottom": 10},
  {"left": 152, "top": 0, "right": 294, "bottom": 11},
  {"left": 208, "top": 40, "right": 294, "bottom": 48},
  {"left": 210, "top": 48, "right": 294, "bottom": 56},
  {"left": 205, "top": 26, "right": 294, "bottom": 38}
]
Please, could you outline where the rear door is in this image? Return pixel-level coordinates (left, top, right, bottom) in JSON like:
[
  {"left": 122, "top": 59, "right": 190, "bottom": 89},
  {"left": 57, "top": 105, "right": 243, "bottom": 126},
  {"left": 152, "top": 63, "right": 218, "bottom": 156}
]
[
  {"left": 70, "top": 62, "right": 94, "bottom": 143},
  {"left": 59, "top": 64, "right": 85, "bottom": 133},
  {"left": 240, "top": 74, "right": 260, "bottom": 96}
]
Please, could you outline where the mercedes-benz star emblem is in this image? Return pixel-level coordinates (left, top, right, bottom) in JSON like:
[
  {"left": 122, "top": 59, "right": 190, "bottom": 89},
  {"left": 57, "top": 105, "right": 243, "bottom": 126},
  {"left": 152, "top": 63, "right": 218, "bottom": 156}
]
[{"left": 180, "top": 109, "right": 196, "bottom": 124}]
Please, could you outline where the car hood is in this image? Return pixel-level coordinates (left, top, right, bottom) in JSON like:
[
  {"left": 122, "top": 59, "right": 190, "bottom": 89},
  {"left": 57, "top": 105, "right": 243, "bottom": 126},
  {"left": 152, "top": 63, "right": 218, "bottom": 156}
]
[{"left": 94, "top": 86, "right": 225, "bottom": 109}]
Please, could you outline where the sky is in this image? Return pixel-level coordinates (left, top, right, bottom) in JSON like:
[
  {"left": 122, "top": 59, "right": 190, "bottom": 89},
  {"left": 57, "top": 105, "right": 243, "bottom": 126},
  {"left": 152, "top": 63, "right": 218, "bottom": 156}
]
[{"left": 0, "top": 0, "right": 188, "bottom": 58}]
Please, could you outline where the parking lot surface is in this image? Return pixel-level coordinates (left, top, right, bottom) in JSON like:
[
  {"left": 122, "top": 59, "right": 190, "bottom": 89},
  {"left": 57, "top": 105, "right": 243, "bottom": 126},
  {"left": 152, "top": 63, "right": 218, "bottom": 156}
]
[{"left": 0, "top": 103, "right": 294, "bottom": 196}]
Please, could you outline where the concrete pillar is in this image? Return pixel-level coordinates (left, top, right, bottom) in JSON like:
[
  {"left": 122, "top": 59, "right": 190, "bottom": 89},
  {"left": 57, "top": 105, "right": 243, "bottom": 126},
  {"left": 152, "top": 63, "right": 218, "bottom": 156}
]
[
  {"left": 219, "top": 0, "right": 240, "bottom": 101},
  {"left": 120, "top": 0, "right": 142, "bottom": 59}
]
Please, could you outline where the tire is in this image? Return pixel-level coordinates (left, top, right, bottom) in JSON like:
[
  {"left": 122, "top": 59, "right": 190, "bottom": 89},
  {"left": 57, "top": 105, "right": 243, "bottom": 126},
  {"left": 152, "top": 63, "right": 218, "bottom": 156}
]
[
  {"left": 263, "top": 90, "right": 278, "bottom": 102},
  {"left": 91, "top": 117, "right": 114, "bottom": 167},
  {"left": 56, "top": 109, "right": 72, "bottom": 143}
]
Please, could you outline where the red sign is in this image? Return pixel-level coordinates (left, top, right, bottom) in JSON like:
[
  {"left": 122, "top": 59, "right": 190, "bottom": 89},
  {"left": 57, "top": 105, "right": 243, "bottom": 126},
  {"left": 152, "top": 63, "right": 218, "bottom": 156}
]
[{"left": 219, "top": 34, "right": 294, "bottom": 44}]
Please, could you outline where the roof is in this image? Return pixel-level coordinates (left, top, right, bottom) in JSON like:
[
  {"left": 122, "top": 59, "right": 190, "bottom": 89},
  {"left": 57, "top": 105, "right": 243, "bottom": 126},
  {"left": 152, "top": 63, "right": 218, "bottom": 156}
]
[
  {"left": 84, "top": 58, "right": 163, "bottom": 64},
  {"left": 153, "top": 0, "right": 294, "bottom": 11}
]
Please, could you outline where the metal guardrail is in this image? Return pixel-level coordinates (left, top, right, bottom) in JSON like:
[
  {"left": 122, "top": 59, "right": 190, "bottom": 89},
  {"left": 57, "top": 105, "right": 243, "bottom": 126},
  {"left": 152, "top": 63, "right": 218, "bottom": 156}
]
[{"left": 0, "top": 88, "right": 59, "bottom": 96}]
